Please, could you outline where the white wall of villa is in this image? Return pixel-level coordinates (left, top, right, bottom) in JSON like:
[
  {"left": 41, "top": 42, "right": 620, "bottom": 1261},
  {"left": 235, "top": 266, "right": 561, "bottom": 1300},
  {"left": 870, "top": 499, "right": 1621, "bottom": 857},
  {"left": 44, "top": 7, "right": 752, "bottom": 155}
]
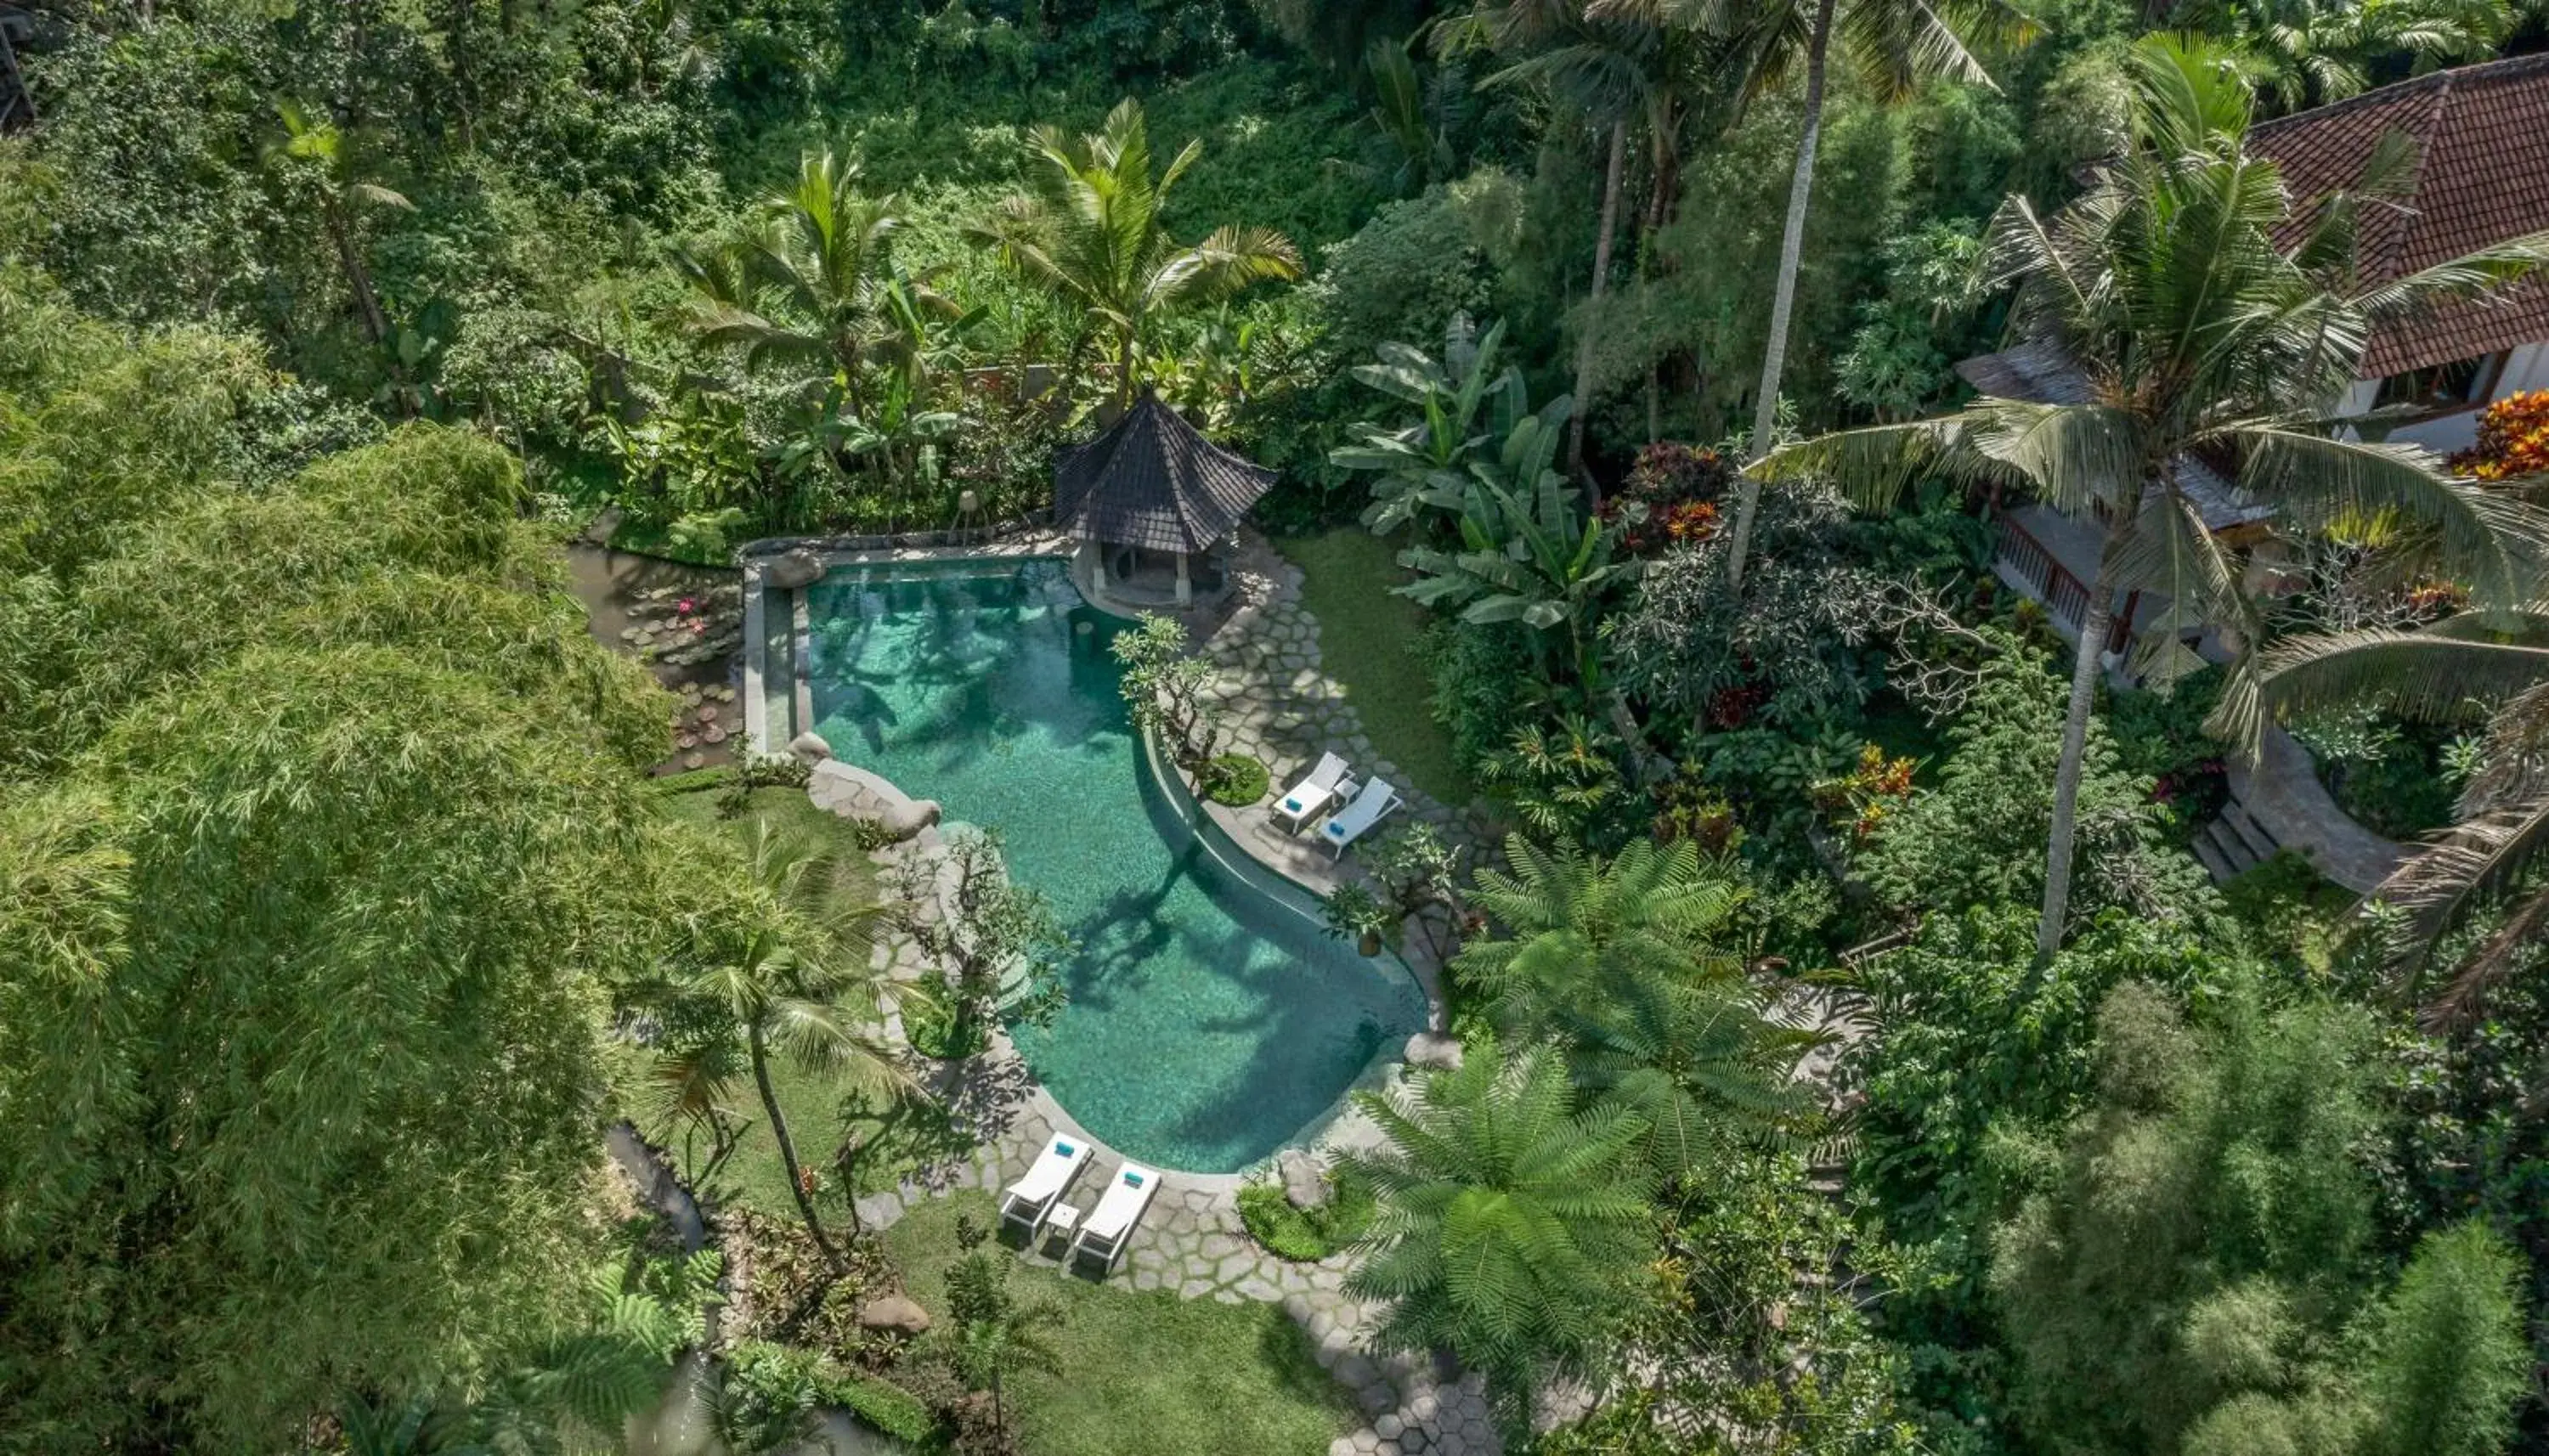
[{"left": 2335, "top": 341, "right": 2549, "bottom": 454}]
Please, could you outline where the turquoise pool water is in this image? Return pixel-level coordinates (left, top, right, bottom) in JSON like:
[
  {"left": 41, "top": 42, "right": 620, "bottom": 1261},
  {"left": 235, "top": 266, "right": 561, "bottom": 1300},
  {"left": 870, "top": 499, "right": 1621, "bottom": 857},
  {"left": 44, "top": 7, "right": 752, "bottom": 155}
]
[{"left": 802, "top": 558, "right": 1427, "bottom": 1173}]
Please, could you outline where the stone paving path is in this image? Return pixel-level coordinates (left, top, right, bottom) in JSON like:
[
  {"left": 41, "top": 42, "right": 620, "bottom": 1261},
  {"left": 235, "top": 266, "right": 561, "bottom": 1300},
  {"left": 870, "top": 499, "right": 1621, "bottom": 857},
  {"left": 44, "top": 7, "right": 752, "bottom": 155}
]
[
  {"left": 1190, "top": 534, "right": 1488, "bottom": 879},
  {"left": 846, "top": 1075, "right": 1500, "bottom": 1456}
]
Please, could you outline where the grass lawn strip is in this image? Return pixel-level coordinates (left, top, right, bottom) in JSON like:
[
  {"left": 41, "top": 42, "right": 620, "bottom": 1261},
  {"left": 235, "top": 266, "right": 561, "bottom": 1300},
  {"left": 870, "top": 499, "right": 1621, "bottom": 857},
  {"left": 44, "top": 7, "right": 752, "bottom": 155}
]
[
  {"left": 885, "top": 1192, "right": 1360, "bottom": 1456},
  {"left": 1274, "top": 530, "right": 1476, "bottom": 810}
]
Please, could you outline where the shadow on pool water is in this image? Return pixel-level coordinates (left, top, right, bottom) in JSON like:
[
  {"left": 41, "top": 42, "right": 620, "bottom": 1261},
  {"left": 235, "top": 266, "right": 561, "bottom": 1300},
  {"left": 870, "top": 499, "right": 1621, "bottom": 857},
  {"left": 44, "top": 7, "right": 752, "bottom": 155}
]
[{"left": 803, "top": 558, "right": 1425, "bottom": 1173}]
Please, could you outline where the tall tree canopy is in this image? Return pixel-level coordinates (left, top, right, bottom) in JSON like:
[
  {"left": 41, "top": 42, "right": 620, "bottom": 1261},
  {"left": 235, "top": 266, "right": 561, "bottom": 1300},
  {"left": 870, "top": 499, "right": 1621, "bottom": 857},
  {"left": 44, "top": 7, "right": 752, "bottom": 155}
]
[{"left": 0, "top": 376, "right": 689, "bottom": 1445}]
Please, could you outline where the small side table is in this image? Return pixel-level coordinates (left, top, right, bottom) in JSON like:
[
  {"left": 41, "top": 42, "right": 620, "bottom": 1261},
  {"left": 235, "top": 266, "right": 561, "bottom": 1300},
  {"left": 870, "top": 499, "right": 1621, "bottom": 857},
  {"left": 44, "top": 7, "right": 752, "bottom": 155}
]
[{"left": 1040, "top": 1200, "right": 1082, "bottom": 1254}]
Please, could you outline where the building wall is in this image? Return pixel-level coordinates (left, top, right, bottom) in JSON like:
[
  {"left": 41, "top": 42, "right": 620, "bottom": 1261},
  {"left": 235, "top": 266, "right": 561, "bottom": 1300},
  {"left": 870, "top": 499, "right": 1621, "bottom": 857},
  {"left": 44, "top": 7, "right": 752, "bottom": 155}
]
[{"left": 2335, "top": 341, "right": 2549, "bottom": 454}]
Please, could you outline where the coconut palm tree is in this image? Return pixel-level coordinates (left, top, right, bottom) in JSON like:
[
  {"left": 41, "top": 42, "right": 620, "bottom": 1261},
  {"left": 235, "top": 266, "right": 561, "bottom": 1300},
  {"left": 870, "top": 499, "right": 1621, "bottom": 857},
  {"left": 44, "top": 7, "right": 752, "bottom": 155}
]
[
  {"left": 658, "top": 827, "right": 922, "bottom": 1265},
  {"left": 265, "top": 99, "right": 412, "bottom": 352},
  {"left": 971, "top": 99, "right": 1303, "bottom": 410},
  {"left": 1455, "top": 832, "right": 1747, "bottom": 1041},
  {"left": 1340, "top": 1031, "right": 1656, "bottom": 1406},
  {"left": 2221, "top": 612, "right": 2549, "bottom": 1025},
  {"left": 676, "top": 151, "right": 960, "bottom": 418},
  {"left": 1764, "top": 36, "right": 2549, "bottom": 961},
  {"left": 2181, "top": 0, "right": 2511, "bottom": 114},
  {"left": 1698, "top": 0, "right": 2034, "bottom": 588}
]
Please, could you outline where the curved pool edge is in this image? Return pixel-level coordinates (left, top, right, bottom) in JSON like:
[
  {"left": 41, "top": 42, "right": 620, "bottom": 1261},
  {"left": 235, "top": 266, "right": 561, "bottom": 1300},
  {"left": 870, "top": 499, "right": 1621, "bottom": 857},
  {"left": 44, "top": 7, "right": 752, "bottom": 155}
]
[{"left": 777, "top": 548, "right": 1433, "bottom": 1184}]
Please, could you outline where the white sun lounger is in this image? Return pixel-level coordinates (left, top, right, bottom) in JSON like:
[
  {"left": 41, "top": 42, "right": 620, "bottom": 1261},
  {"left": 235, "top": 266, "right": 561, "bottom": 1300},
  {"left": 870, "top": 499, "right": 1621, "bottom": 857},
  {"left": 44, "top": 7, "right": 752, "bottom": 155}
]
[
  {"left": 1068, "top": 1161, "right": 1161, "bottom": 1275},
  {"left": 998, "top": 1133, "right": 1092, "bottom": 1239},
  {"left": 1319, "top": 778, "right": 1401, "bottom": 859},
  {"left": 1270, "top": 752, "right": 1351, "bottom": 832}
]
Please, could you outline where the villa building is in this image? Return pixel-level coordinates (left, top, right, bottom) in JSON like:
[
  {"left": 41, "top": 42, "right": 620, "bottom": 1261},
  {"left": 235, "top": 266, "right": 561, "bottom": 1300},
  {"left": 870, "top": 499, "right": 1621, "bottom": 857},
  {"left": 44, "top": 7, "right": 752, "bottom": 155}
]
[{"left": 1964, "top": 52, "right": 2549, "bottom": 656}]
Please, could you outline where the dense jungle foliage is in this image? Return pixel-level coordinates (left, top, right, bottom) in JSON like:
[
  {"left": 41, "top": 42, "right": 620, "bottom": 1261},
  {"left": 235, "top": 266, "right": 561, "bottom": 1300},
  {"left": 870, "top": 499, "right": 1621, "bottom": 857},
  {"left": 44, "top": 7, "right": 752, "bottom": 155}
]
[{"left": 10, "top": 1, "right": 2549, "bottom": 1454}]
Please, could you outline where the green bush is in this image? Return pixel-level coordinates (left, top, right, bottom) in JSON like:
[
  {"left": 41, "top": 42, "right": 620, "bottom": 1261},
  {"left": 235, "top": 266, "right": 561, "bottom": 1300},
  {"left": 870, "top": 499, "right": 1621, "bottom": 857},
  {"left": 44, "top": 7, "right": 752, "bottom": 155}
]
[
  {"left": 722, "top": 1340, "right": 941, "bottom": 1449},
  {"left": 647, "top": 765, "right": 737, "bottom": 796},
  {"left": 830, "top": 1369, "right": 939, "bottom": 1447},
  {"left": 1235, "top": 1175, "right": 1376, "bottom": 1263},
  {"left": 1203, "top": 753, "right": 1271, "bottom": 806}
]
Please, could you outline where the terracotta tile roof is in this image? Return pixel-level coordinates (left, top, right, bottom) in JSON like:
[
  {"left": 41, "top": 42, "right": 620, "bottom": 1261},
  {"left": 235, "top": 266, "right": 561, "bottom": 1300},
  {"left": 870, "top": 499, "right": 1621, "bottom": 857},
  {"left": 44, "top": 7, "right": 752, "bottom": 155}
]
[
  {"left": 1052, "top": 393, "right": 1275, "bottom": 554},
  {"left": 2249, "top": 53, "right": 2549, "bottom": 377}
]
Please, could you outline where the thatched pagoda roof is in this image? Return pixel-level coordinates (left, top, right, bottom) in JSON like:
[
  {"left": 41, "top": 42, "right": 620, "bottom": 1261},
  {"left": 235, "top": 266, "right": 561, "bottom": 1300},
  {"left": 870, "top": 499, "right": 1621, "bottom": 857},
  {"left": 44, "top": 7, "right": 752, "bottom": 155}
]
[{"left": 1052, "top": 394, "right": 1274, "bottom": 554}]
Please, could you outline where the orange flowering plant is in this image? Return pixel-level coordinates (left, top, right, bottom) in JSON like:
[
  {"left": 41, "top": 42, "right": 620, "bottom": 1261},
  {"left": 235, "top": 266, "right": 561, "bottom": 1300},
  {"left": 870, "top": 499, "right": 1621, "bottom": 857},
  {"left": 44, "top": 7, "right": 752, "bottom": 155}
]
[
  {"left": 1811, "top": 744, "right": 1920, "bottom": 839},
  {"left": 2449, "top": 388, "right": 2549, "bottom": 483}
]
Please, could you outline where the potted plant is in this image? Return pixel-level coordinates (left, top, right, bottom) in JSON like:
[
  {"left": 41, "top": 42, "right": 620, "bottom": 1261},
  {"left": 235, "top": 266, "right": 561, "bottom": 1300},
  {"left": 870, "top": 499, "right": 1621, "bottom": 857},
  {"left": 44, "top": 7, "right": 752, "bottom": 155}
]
[{"left": 1321, "top": 883, "right": 1394, "bottom": 957}]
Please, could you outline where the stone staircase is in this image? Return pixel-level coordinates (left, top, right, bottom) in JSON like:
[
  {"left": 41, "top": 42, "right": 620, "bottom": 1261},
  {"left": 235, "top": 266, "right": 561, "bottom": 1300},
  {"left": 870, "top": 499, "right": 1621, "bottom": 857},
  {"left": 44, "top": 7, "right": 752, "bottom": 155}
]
[{"left": 2192, "top": 795, "right": 2285, "bottom": 883}]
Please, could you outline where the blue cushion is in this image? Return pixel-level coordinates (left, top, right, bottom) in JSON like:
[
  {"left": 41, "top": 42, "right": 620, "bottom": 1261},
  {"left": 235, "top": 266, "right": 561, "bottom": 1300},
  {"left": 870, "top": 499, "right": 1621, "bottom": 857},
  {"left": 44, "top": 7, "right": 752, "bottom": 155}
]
[{"left": 1055, "top": 1140, "right": 1076, "bottom": 1157}]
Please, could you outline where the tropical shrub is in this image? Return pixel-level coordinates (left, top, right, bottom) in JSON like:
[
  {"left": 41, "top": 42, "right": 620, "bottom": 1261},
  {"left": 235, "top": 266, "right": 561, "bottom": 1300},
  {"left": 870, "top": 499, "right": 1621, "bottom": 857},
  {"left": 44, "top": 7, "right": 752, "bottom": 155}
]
[
  {"left": 1857, "top": 645, "right": 2216, "bottom": 931},
  {"left": 1235, "top": 1176, "right": 1377, "bottom": 1263},
  {"left": 1611, "top": 482, "right": 1884, "bottom": 736},
  {"left": 2449, "top": 388, "right": 2549, "bottom": 482}
]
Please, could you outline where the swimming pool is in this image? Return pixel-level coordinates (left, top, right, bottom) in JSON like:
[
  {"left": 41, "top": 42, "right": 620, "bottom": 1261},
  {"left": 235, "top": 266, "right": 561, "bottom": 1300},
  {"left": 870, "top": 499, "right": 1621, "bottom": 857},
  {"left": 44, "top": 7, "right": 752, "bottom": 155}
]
[{"left": 800, "top": 557, "right": 1427, "bottom": 1174}]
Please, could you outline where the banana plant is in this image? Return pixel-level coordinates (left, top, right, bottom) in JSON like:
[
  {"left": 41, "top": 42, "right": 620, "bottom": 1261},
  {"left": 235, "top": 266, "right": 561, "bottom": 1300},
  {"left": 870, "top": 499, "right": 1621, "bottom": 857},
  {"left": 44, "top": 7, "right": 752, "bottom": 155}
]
[
  {"left": 1395, "top": 444, "right": 1642, "bottom": 691},
  {"left": 1330, "top": 314, "right": 1531, "bottom": 539}
]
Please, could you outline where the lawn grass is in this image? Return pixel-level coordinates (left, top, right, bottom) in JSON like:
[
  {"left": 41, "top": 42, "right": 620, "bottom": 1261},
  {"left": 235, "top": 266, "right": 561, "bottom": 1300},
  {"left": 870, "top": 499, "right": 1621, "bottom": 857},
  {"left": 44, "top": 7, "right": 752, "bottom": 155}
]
[
  {"left": 645, "top": 785, "right": 972, "bottom": 1218},
  {"left": 1274, "top": 529, "right": 1476, "bottom": 809},
  {"left": 884, "top": 1192, "right": 1360, "bottom": 1456}
]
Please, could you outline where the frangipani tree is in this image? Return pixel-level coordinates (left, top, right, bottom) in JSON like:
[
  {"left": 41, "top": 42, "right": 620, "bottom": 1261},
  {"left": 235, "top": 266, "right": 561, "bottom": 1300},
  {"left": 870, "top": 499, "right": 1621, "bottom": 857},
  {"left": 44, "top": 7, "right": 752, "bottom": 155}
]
[
  {"left": 1764, "top": 36, "right": 2549, "bottom": 960},
  {"left": 973, "top": 99, "right": 1303, "bottom": 409}
]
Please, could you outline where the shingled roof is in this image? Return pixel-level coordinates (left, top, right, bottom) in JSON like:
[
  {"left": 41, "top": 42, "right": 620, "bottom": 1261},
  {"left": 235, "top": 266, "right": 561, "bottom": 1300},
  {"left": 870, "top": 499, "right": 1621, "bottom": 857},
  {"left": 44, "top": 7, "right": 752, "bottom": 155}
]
[
  {"left": 1052, "top": 394, "right": 1275, "bottom": 554},
  {"left": 2248, "top": 53, "right": 2549, "bottom": 378}
]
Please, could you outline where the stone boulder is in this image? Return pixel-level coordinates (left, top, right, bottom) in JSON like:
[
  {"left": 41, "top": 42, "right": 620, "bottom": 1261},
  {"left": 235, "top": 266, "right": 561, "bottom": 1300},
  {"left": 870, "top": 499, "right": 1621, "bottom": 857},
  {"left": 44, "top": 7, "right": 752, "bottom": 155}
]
[
  {"left": 882, "top": 797, "right": 943, "bottom": 841},
  {"left": 766, "top": 548, "right": 826, "bottom": 590},
  {"left": 855, "top": 1294, "right": 932, "bottom": 1336},
  {"left": 786, "top": 731, "right": 834, "bottom": 763},
  {"left": 808, "top": 760, "right": 941, "bottom": 843},
  {"left": 1277, "top": 1148, "right": 1330, "bottom": 1211},
  {"left": 1404, "top": 1032, "right": 1464, "bottom": 1072}
]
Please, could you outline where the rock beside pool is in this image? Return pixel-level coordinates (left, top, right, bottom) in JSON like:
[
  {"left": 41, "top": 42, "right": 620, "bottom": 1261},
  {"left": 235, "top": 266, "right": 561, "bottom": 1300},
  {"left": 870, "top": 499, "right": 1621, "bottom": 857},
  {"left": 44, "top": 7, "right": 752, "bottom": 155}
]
[
  {"left": 855, "top": 1294, "right": 932, "bottom": 1335},
  {"left": 1278, "top": 1148, "right": 1330, "bottom": 1211},
  {"left": 786, "top": 731, "right": 834, "bottom": 763},
  {"left": 810, "top": 760, "right": 941, "bottom": 842},
  {"left": 1404, "top": 1032, "right": 1464, "bottom": 1071},
  {"left": 766, "top": 548, "right": 827, "bottom": 590}
]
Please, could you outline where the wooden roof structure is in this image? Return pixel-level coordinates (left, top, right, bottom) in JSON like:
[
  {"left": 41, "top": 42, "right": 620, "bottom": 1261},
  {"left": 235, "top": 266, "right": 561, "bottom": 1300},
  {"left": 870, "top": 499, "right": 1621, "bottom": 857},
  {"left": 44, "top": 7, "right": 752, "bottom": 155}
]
[{"left": 1052, "top": 394, "right": 1274, "bottom": 555}]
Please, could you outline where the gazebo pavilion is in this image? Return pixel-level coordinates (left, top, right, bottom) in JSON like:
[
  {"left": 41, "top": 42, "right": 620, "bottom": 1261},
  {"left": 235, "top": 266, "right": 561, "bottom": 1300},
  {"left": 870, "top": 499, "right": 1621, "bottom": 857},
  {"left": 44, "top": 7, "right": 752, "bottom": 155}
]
[{"left": 1053, "top": 393, "right": 1275, "bottom": 610}]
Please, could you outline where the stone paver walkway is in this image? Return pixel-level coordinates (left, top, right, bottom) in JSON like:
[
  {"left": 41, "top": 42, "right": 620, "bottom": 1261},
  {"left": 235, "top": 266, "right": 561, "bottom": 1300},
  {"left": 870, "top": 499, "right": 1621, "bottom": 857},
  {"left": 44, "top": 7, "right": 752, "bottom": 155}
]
[
  {"left": 1188, "top": 533, "right": 1488, "bottom": 897},
  {"left": 845, "top": 1069, "right": 1499, "bottom": 1456}
]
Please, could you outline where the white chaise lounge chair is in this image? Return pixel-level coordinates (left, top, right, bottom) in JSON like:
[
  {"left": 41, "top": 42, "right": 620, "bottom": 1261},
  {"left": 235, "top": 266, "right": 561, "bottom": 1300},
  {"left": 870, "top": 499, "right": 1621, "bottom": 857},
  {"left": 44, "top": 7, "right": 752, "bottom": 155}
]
[
  {"left": 998, "top": 1133, "right": 1092, "bottom": 1239},
  {"left": 1319, "top": 778, "right": 1401, "bottom": 859},
  {"left": 1270, "top": 752, "right": 1351, "bottom": 832},
  {"left": 1068, "top": 1161, "right": 1161, "bottom": 1275}
]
